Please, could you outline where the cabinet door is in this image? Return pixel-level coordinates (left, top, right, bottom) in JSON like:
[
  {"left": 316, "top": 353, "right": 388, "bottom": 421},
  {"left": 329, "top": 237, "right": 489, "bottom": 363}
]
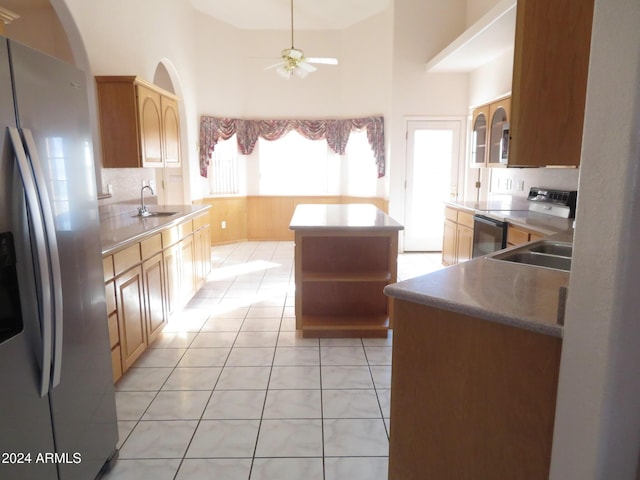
[
  {"left": 470, "top": 106, "right": 489, "bottom": 167},
  {"left": 137, "top": 84, "right": 163, "bottom": 167},
  {"left": 456, "top": 225, "right": 474, "bottom": 263},
  {"left": 115, "top": 265, "right": 146, "bottom": 371},
  {"left": 180, "top": 235, "right": 196, "bottom": 301},
  {"left": 163, "top": 244, "right": 181, "bottom": 315},
  {"left": 161, "top": 95, "right": 181, "bottom": 167},
  {"left": 487, "top": 98, "right": 510, "bottom": 166},
  {"left": 510, "top": 0, "right": 593, "bottom": 167},
  {"left": 143, "top": 253, "right": 167, "bottom": 345},
  {"left": 442, "top": 219, "right": 457, "bottom": 266}
]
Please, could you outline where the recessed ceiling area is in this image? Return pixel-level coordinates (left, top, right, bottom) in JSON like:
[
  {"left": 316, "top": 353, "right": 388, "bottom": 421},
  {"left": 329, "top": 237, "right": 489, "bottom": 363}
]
[{"left": 189, "top": 0, "right": 392, "bottom": 30}]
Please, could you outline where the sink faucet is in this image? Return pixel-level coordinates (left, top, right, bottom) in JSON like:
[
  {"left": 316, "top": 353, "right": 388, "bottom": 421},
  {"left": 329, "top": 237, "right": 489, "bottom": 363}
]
[{"left": 138, "top": 185, "right": 154, "bottom": 217}]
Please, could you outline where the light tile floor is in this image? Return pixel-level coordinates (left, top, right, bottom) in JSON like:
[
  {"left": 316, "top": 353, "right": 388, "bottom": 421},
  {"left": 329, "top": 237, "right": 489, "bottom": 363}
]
[{"left": 104, "top": 241, "right": 443, "bottom": 480}]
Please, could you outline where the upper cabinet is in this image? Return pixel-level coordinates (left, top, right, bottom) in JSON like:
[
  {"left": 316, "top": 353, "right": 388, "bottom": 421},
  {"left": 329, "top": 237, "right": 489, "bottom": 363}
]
[
  {"left": 470, "top": 97, "right": 510, "bottom": 167},
  {"left": 509, "top": 0, "right": 594, "bottom": 167},
  {"left": 429, "top": 0, "right": 594, "bottom": 168},
  {"left": 96, "top": 76, "right": 182, "bottom": 169}
]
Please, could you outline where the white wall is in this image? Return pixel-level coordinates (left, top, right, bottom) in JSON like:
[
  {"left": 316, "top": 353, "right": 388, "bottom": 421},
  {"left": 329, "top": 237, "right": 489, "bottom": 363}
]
[
  {"left": 550, "top": 0, "right": 640, "bottom": 478},
  {"left": 388, "top": 0, "right": 469, "bottom": 231},
  {"left": 52, "top": 0, "right": 200, "bottom": 203}
]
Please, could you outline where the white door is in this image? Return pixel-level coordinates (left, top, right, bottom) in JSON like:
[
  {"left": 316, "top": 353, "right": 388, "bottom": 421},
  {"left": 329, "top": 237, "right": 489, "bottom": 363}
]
[{"left": 404, "top": 119, "right": 463, "bottom": 251}]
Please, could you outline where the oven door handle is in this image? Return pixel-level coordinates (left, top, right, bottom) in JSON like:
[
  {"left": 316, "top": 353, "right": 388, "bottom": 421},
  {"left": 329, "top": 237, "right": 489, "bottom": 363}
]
[{"left": 473, "top": 215, "right": 505, "bottom": 228}]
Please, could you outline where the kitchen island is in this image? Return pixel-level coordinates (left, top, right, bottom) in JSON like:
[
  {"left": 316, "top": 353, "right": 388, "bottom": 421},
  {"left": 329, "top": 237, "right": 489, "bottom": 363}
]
[
  {"left": 384, "top": 236, "right": 570, "bottom": 479},
  {"left": 289, "top": 203, "right": 403, "bottom": 338}
]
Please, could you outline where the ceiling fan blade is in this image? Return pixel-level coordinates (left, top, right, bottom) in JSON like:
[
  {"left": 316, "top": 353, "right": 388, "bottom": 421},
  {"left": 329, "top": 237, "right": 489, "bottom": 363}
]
[
  {"left": 265, "top": 61, "right": 285, "bottom": 70},
  {"left": 293, "top": 67, "right": 311, "bottom": 79},
  {"left": 297, "top": 62, "right": 317, "bottom": 73},
  {"left": 306, "top": 57, "right": 339, "bottom": 65},
  {"left": 276, "top": 65, "right": 292, "bottom": 79}
]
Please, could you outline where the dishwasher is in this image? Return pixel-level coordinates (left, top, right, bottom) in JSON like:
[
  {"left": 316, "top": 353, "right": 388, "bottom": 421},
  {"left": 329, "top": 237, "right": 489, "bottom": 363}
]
[{"left": 472, "top": 214, "right": 507, "bottom": 258}]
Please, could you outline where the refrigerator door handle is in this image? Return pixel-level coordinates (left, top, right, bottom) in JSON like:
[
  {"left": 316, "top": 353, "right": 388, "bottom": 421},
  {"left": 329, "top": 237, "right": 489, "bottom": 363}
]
[
  {"left": 21, "top": 128, "right": 64, "bottom": 388},
  {"left": 7, "top": 127, "right": 53, "bottom": 397}
]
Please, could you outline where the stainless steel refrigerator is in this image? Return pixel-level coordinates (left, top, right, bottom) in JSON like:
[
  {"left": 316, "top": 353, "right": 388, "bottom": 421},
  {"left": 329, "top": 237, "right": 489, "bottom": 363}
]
[{"left": 0, "top": 37, "right": 118, "bottom": 479}]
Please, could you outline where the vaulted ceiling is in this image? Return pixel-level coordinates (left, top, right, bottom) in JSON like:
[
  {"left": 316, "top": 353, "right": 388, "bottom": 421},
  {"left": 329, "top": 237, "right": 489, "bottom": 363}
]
[{"left": 188, "top": 0, "right": 391, "bottom": 30}]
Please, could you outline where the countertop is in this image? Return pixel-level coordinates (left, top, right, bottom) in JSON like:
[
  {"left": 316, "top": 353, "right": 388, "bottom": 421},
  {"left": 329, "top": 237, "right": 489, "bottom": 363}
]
[
  {"left": 446, "top": 195, "right": 574, "bottom": 236},
  {"left": 100, "top": 204, "right": 211, "bottom": 255},
  {"left": 384, "top": 232, "right": 573, "bottom": 338},
  {"left": 289, "top": 204, "right": 404, "bottom": 231}
]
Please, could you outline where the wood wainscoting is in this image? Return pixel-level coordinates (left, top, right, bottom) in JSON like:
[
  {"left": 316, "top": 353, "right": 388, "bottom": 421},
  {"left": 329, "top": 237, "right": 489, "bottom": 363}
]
[{"left": 196, "top": 196, "right": 389, "bottom": 244}]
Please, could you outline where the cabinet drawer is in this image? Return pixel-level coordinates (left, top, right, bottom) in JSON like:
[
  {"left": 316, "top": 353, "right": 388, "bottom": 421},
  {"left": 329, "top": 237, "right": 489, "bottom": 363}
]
[
  {"left": 108, "top": 312, "right": 119, "bottom": 349},
  {"left": 105, "top": 280, "right": 117, "bottom": 315},
  {"left": 162, "top": 226, "right": 179, "bottom": 247},
  {"left": 179, "top": 220, "right": 193, "bottom": 238},
  {"left": 457, "top": 211, "right": 475, "bottom": 229},
  {"left": 507, "top": 227, "right": 530, "bottom": 246},
  {"left": 113, "top": 243, "right": 142, "bottom": 276},
  {"left": 444, "top": 206, "right": 458, "bottom": 222},
  {"left": 193, "top": 213, "right": 209, "bottom": 230},
  {"left": 141, "top": 234, "right": 162, "bottom": 260},
  {"left": 103, "top": 256, "right": 114, "bottom": 282}
]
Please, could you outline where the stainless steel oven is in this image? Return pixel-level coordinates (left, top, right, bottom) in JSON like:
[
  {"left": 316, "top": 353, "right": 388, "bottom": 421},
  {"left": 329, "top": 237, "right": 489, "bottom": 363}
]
[{"left": 472, "top": 215, "right": 507, "bottom": 258}]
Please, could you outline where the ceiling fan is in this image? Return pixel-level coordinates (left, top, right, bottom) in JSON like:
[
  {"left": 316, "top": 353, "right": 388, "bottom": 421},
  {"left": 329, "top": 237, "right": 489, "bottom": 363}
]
[{"left": 266, "top": 0, "right": 338, "bottom": 79}]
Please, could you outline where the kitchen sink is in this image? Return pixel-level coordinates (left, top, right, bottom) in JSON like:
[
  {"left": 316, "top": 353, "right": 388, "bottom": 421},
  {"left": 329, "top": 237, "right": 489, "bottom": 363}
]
[
  {"left": 489, "top": 240, "right": 572, "bottom": 272},
  {"left": 528, "top": 243, "right": 573, "bottom": 257},
  {"left": 132, "top": 211, "right": 179, "bottom": 218}
]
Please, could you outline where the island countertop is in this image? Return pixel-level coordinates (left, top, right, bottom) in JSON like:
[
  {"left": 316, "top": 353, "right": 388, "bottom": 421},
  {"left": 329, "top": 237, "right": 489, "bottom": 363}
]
[
  {"left": 384, "top": 233, "right": 572, "bottom": 338},
  {"left": 100, "top": 204, "right": 210, "bottom": 255},
  {"left": 289, "top": 203, "right": 403, "bottom": 231}
]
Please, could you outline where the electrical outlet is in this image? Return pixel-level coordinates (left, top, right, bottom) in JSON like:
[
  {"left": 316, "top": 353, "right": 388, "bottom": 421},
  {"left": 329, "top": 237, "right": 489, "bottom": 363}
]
[
  {"left": 149, "top": 179, "right": 156, "bottom": 192},
  {"left": 107, "top": 184, "right": 113, "bottom": 195},
  {"left": 221, "top": 220, "right": 227, "bottom": 229}
]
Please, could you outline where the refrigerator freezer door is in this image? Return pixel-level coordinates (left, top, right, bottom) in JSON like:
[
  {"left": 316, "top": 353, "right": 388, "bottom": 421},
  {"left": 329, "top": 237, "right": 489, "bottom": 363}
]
[
  {"left": 9, "top": 40, "right": 118, "bottom": 479},
  {"left": 0, "top": 37, "right": 58, "bottom": 480}
]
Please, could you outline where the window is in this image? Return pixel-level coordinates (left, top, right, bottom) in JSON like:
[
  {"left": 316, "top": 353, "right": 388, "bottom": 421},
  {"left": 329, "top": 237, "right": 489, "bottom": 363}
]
[
  {"left": 208, "top": 130, "right": 378, "bottom": 196},
  {"left": 208, "top": 135, "right": 240, "bottom": 195}
]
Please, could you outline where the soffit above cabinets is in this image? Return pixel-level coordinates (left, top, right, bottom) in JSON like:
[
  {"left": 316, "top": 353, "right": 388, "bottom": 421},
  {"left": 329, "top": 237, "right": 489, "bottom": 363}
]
[{"left": 426, "top": 0, "right": 516, "bottom": 73}]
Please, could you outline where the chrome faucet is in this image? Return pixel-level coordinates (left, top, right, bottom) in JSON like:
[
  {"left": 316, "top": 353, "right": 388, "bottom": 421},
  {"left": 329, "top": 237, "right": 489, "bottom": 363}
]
[{"left": 138, "top": 185, "right": 154, "bottom": 217}]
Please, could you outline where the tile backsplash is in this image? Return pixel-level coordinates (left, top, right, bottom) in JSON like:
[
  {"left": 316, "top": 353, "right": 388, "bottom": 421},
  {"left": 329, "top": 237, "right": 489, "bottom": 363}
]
[{"left": 99, "top": 168, "right": 159, "bottom": 207}]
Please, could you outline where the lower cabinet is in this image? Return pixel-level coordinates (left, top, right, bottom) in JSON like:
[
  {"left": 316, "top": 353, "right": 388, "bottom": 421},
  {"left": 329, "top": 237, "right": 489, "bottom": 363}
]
[
  {"left": 143, "top": 252, "right": 167, "bottom": 346},
  {"left": 115, "top": 264, "right": 147, "bottom": 371},
  {"left": 507, "top": 224, "right": 546, "bottom": 247},
  {"left": 442, "top": 206, "right": 474, "bottom": 266},
  {"left": 103, "top": 210, "right": 212, "bottom": 381},
  {"left": 389, "top": 299, "right": 562, "bottom": 479}
]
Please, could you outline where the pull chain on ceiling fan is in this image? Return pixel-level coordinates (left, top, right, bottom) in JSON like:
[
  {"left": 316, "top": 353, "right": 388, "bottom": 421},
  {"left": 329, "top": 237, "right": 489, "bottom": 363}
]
[{"left": 266, "top": 0, "right": 338, "bottom": 79}]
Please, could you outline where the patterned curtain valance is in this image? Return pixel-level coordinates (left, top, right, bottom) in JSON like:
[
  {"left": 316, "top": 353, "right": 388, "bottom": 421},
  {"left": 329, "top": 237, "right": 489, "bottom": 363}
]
[{"left": 199, "top": 115, "right": 385, "bottom": 178}]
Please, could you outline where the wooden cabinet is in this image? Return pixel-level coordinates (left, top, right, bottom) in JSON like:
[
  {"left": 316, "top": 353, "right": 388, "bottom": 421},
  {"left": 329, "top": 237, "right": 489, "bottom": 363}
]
[
  {"left": 295, "top": 234, "right": 398, "bottom": 338},
  {"left": 290, "top": 204, "right": 402, "bottom": 338},
  {"left": 487, "top": 97, "right": 510, "bottom": 166},
  {"left": 442, "top": 206, "right": 474, "bottom": 266},
  {"left": 470, "top": 106, "right": 489, "bottom": 167},
  {"left": 103, "top": 256, "right": 122, "bottom": 382},
  {"left": 508, "top": 0, "right": 594, "bottom": 167},
  {"left": 388, "top": 299, "right": 562, "bottom": 479},
  {"left": 141, "top": 234, "right": 166, "bottom": 345},
  {"left": 113, "top": 244, "right": 146, "bottom": 371},
  {"left": 193, "top": 212, "right": 212, "bottom": 289},
  {"left": 96, "top": 76, "right": 181, "bottom": 168},
  {"left": 470, "top": 97, "right": 510, "bottom": 168},
  {"left": 162, "top": 219, "right": 196, "bottom": 314},
  {"left": 507, "top": 224, "right": 546, "bottom": 247},
  {"left": 104, "top": 210, "right": 212, "bottom": 381}
]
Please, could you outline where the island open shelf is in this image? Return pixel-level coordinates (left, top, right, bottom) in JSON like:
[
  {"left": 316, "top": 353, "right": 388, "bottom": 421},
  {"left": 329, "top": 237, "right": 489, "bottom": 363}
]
[{"left": 289, "top": 204, "right": 403, "bottom": 338}]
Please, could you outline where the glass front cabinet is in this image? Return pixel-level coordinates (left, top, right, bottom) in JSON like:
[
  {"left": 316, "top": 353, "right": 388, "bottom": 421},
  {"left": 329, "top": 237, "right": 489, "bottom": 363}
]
[{"left": 470, "top": 96, "right": 511, "bottom": 168}]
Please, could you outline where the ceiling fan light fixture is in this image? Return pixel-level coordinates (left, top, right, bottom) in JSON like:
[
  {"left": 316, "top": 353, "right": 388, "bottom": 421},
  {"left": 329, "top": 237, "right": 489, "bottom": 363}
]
[{"left": 266, "top": 0, "right": 338, "bottom": 79}]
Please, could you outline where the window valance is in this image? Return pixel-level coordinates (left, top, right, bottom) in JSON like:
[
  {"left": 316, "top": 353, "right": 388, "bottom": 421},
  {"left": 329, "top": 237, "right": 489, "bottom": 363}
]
[{"left": 199, "top": 115, "right": 385, "bottom": 178}]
